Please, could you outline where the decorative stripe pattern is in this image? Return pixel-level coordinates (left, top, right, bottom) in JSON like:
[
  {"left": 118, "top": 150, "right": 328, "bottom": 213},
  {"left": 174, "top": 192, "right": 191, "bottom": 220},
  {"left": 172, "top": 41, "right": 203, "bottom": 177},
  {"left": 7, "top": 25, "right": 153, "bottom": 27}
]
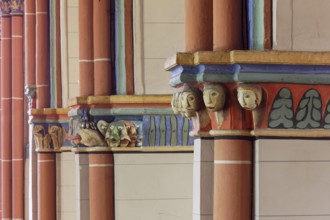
[{"left": 142, "top": 115, "right": 194, "bottom": 146}]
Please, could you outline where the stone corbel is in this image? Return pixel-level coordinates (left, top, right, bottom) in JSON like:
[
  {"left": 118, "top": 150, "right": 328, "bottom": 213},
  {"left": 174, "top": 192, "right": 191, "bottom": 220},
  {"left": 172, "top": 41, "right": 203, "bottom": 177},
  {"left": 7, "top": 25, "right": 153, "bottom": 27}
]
[
  {"left": 171, "top": 84, "right": 211, "bottom": 135},
  {"left": 202, "top": 83, "right": 226, "bottom": 128},
  {"left": 237, "top": 84, "right": 263, "bottom": 128}
]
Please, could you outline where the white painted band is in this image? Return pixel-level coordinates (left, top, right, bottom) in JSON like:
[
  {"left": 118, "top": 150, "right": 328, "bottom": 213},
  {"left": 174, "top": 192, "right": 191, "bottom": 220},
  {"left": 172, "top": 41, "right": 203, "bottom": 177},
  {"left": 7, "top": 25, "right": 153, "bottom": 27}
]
[
  {"left": 36, "top": 84, "right": 49, "bottom": 88},
  {"left": 79, "top": 59, "right": 94, "bottom": 63},
  {"left": 25, "top": 13, "right": 35, "bottom": 15},
  {"left": 12, "top": 35, "right": 23, "bottom": 38},
  {"left": 1, "top": 38, "right": 11, "bottom": 40},
  {"left": 214, "top": 160, "right": 251, "bottom": 165},
  {"left": 13, "top": 159, "right": 24, "bottom": 161},
  {"left": 38, "top": 160, "right": 55, "bottom": 163},
  {"left": 94, "top": 58, "right": 111, "bottom": 62},
  {"left": 1, "top": 97, "right": 12, "bottom": 100},
  {"left": 36, "top": 12, "right": 48, "bottom": 15},
  {"left": 89, "top": 164, "right": 113, "bottom": 167},
  {"left": 12, "top": 97, "right": 24, "bottom": 100},
  {"left": 2, "top": 159, "right": 12, "bottom": 162}
]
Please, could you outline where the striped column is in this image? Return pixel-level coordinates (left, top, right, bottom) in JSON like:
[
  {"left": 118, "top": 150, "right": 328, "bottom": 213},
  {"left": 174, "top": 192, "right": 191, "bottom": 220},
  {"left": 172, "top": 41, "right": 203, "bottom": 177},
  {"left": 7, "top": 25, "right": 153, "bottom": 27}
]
[
  {"left": 93, "top": 0, "right": 112, "bottom": 95},
  {"left": 185, "top": 0, "right": 213, "bottom": 52},
  {"left": 213, "top": 139, "right": 252, "bottom": 220},
  {"left": 89, "top": 154, "right": 114, "bottom": 220},
  {"left": 25, "top": 0, "right": 38, "bottom": 219},
  {"left": 11, "top": 6, "right": 24, "bottom": 219},
  {"left": 1, "top": 8, "right": 12, "bottom": 220},
  {"left": 36, "top": 1, "right": 56, "bottom": 220},
  {"left": 213, "top": 0, "right": 244, "bottom": 51},
  {"left": 79, "top": 0, "right": 94, "bottom": 97}
]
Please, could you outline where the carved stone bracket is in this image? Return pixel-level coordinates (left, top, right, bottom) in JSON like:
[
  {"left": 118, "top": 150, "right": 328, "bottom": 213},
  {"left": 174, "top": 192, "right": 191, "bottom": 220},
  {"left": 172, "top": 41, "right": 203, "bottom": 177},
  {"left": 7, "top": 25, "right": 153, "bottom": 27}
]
[
  {"left": 166, "top": 51, "right": 330, "bottom": 138},
  {"left": 29, "top": 108, "right": 70, "bottom": 152},
  {"left": 68, "top": 96, "right": 195, "bottom": 148}
]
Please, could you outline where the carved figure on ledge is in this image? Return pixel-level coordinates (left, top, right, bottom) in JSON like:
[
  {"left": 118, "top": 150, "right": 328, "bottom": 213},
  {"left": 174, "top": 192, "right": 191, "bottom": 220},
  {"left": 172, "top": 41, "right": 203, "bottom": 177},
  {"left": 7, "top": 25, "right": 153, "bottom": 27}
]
[
  {"left": 71, "top": 128, "right": 107, "bottom": 147},
  {"left": 203, "top": 84, "right": 226, "bottom": 112},
  {"left": 180, "top": 86, "right": 203, "bottom": 119},
  {"left": 97, "top": 120, "right": 139, "bottom": 147},
  {"left": 237, "top": 84, "right": 262, "bottom": 110},
  {"left": 33, "top": 124, "right": 67, "bottom": 151}
]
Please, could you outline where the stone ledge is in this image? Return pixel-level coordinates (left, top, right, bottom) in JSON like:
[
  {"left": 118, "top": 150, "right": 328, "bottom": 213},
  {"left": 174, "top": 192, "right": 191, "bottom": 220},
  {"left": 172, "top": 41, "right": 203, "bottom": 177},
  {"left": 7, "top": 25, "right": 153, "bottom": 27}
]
[{"left": 165, "top": 51, "right": 330, "bottom": 70}]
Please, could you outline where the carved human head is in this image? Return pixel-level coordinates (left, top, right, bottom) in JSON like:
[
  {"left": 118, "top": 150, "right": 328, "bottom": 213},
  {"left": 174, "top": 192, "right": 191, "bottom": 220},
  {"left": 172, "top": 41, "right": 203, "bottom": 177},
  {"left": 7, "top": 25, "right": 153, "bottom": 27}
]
[
  {"left": 237, "top": 84, "right": 262, "bottom": 110},
  {"left": 171, "top": 93, "right": 180, "bottom": 114},
  {"left": 203, "top": 84, "right": 226, "bottom": 112},
  {"left": 180, "top": 85, "right": 203, "bottom": 118}
]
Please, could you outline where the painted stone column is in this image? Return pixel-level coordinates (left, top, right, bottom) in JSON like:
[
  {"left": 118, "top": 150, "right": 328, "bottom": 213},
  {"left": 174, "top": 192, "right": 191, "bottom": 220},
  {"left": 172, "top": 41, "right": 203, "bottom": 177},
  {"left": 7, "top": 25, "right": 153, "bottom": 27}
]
[
  {"left": 79, "top": 0, "right": 94, "bottom": 97},
  {"left": 213, "top": 139, "right": 252, "bottom": 220},
  {"left": 89, "top": 153, "right": 114, "bottom": 220},
  {"left": 36, "top": 1, "right": 56, "bottom": 220},
  {"left": 93, "top": 0, "right": 112, "bottom": 95},
  {"left": 213, "top": 0, "right": 243, "bottom": 51},
  {"left": 11, "top": 2, "right": 24, "bottom": 219},
  {"left": 1, "top": 4, "right": 12, "bottom": 219},
  {"left": 25, "top": 1, "right": 37, "bottom": 219},
  {"left": 185, "top": 0, "right": 213, "bottom": 52}
]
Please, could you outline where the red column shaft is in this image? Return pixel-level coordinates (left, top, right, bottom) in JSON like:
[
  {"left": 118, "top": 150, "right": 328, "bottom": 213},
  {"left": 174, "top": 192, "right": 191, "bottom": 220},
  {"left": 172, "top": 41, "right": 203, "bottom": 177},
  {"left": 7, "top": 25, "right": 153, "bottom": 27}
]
[
  {"left": 25, "top": 0, "right": 36, "bottom": 87},
  {"left": 93, "top": 0, "right": 112, "bottom": 95},
  {"left": 185, "top": 0, "right": 213, "bottom": 52},
  {"left": 25, "top": 1, "right": 38, "bottom": 219},
  {"left": 213, "top": 139, "right": 252, "bottom": 220},
  {"left": 12, "top": 14, "right": 24, "bottom": 219},
  {"left": 36, "top": 0, "right": 50, "bottom": 108},
  {"left": 79, "top": 0, "right": 94, "bottom": 97},
  {"left": 36, "top": 1, "right": 56, "bottom": 220},
  {"left": 213, "top": 0, "right": 244, "bottom": 51},
  {"left": 89, "top": 154, "right": 114, "bottom": 220},
  {"left": 0, "top": 17, "right": 2, "bottom": 219},
  {"left": 1, "top": 15, "right": 12, "bottom": 220}
]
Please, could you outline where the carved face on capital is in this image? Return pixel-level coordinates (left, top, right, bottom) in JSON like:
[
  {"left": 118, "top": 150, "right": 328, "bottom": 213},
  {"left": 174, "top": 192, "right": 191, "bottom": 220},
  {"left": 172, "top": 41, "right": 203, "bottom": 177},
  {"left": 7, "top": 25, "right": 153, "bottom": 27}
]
[
  {"left": 237, "top": 85, "right": 262, "bottom": 110},
  {"left": 171, "top": 93, "right": 180, "bottom": 114},
  {"left": 203, "top": 84, "right": 225, "bottom": 112},
  {"left": 180, "top": 86, "right": 203, "bottom": 118}
]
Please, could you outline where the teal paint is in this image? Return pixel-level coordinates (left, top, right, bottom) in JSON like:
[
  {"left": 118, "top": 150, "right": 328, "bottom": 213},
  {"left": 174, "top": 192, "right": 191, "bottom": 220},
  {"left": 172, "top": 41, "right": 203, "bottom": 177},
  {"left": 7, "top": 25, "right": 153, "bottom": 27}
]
[
  {"left": 115, "top": 0, "right": 127, "bottom": 94},
  {"left": 149, "top": 116, "right": 156, "bottom": 146},
  {"left": 159, "top": 116, "right": 166, "bottom": 146},
  {"left": 170, "top": 116, "right": 177, "bottom": 146},
  {"left": 182, "top": 118, "right": 189, "bottom": 145},
  {"left": 253, "top": 0, "right": 264, "bottom": 50},
  {"left": 89, "top": 108, "right": 174, "bottom": 116}
]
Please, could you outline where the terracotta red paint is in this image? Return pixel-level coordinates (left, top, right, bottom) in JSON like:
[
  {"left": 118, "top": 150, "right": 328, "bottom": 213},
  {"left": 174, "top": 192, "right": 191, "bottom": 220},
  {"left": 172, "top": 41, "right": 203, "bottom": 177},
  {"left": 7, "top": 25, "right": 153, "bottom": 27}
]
[
  {"left": 1, "top": 15, "right": 12, "bottom": 219},
  {"left": 89, "top": 154, "right": 114, "bottom": 220},
  {"left": 79, "top": 0, "right": 94, "bottom": 97},
  {"left": 185, "top": 0, "right": 213, "bottom": 52},
  {"left": 213, "top": 0, "right": 243, "bottom": 51},
  {"left": 213, "top": 139, "right": 252, "bottom": 220},
  {"left": 12, "top": 14, "right": 24, "bottom": 219}
]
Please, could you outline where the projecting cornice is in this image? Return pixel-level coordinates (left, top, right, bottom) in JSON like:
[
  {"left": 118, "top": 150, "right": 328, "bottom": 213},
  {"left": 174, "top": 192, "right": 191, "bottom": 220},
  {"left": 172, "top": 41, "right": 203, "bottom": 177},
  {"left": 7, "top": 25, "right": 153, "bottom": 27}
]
[
  {"left": 165, "top": 51, "right": 330, "bottom": 139},
  {"left": 165, "top": 51, "right": 330, "bottom": 87}
]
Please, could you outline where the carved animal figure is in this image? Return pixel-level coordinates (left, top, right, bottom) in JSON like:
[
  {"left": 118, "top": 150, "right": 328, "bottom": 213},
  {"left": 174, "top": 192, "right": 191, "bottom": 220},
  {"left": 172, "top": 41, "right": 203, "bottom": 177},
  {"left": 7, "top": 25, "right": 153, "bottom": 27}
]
[{"left": 71, "top": 128, "right": 107, "bottom": 147}]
